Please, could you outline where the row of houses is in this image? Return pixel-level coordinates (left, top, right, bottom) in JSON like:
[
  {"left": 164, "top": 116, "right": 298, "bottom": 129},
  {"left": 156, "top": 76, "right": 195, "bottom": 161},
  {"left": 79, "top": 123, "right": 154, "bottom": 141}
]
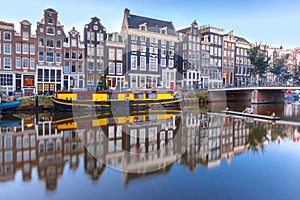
[{"left": 0, "top": 8, "right": 299, "bottom": 96}]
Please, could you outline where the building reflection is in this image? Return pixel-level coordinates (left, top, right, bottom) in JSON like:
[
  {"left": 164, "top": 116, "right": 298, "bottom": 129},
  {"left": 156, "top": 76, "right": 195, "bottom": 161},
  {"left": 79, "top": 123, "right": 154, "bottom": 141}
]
[{"left": 0, "top": 105, "right": 299, "bottom": 189}]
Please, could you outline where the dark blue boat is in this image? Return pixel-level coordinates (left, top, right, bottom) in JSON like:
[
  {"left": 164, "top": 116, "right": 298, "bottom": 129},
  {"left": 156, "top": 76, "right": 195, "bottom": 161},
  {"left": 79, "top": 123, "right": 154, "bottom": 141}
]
[{"left": 0, "top": 100, "right": 21, "bottom": 112}]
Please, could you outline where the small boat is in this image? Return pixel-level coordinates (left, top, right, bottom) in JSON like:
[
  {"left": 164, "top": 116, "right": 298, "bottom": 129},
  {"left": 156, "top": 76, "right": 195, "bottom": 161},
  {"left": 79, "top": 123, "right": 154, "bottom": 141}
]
[
  {"left": 51, "top": 88, "right": 182, "bottom": 112},
  {"left": 223, "top": 108, "right": 280, "bottom": 120},
  {"left": 0, "top": 100, "right": 21, "bottom": 112}
]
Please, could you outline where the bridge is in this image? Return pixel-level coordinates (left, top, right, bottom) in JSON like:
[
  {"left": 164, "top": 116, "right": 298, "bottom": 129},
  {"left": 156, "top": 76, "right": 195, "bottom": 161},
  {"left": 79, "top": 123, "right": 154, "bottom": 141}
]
[{"left": 207, "top": 86, "right": 300, "bottom": 103}]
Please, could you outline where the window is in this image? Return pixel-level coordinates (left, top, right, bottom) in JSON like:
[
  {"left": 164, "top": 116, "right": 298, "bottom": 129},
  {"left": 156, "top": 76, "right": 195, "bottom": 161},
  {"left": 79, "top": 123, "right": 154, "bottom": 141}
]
[
  {"left": 38, "top": 52, "right": 44, "bottom": 62},
  {"left": 30, "top": 44, "right": 35, "bottom": 55},
  {"left": 23, "top": 32, "right": 29, "bottom": 40},
  {"left": 65, "top": 51, "right": 70, "bottom": 59},
  {"left": 78, "top": 63, "right": 83, "bottom": 72},
  {"left": 23, "top": 44, "right": 28, "bottom": 54},
  {"left": 48, "top": 18, "right": 53, "bottom": 24},
  {"left": 30, "top": 58, "right": 35, "bottom": 69},
  {"left": 46, "top": 26, "right": 55, "bottom": 35},
  {"left": 71, "top": 39, "right": 77, "bottom": 47},
  {"left": 0, "top": 74, "right": 13, "bottom": 86},
  {"left": 4, "top": 44, "right": 11, "bottom": 54},
  {"left": 140, "top": 56, "right": 146, "bottom": 70},
  {"left": 22, "top": 57, "right": 29, "bottom": 69},
  {"left": 46, "top": 39, "right": 54, "bottom": 48},
  {"left": 56, "top": 52, "right": 61, "bottom": 63},
  {"left": 50, "top": 70, "right": 55, "bottom": 82},
  {"left": 16, "top": 43, "right": 21, "bottom": 53},
  {"left": 169, "top": 59, "right": 174, "bottom": 68},
  {"left": 131, "top": 55, "right": 137, "bottom": 70},
  {"left": 4, "top": 32, "right": 11, "bottom": 41},
  {"left": 4, "top": 58, "right": 11, "bottom": 69},
  {"left": 44, "top": 69, "right": 49, "bottom": 82},
  {"left": 39, "top": 38, "right": 44, "bottom": 47},
  {"left": 72, "top": 51, "right": 76, "bottom": 60},
  {"left": 78, "top": 51, "right": 83, "bottom": 59},
  {"left": 161, "top": 59, "right": 166, "bottom": 67},
  {"left": 47, "top": 52, "right": 54, "bottom": 63},
  {"left": 116, "top": 49, "right": 122, "bottom": 60},
  {"left": 149, "top": 58, "right": 157, "bottom": 71},
  {"left": 38, "top": 69, "right": 43, "bottom": 81},
  {"left": 57, "top": 70, "right": 61, "bottom": 82},
  {"left": 56, "top": 40, "right": 61, "bottom": 48},
  {"left": 71, "top": 62, "right": 76, "bottom": 72},
  {"left": 131, "top": 75, "right": 137, "bottom": 88},
  {"left": 109, "top": 62, "right": 115, "bottom": 74},
  {"left": 109, "top": 48, "right": 115, "bottom": 60},
  {"left": 16, "top": 57, "right": 21, "bottom": 69},
  {"left": 116, "top": 63, "right": 122, "bottom": 74},
  {"left": 64, "top": 62, "right": 69, "bottom": 73}
]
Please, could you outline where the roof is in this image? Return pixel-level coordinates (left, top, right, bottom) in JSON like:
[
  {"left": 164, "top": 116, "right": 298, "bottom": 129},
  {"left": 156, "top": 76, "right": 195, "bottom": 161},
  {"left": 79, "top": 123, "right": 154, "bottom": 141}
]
[
  {"left": 126, "top": 14, "right": 176, "bottom": 36},
  {"left": 235, "top": 36, "right": 250, "bottom": 44}
]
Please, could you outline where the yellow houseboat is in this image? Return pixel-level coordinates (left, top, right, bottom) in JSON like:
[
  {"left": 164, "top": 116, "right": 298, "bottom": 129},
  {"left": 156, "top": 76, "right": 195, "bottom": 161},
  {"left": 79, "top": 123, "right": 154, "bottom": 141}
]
[
  {"left": 52, "top": 109, "right": 182, "bottom": 131},
  {"left": 51, "top": 88, "right": 182, "bottom": 112}
]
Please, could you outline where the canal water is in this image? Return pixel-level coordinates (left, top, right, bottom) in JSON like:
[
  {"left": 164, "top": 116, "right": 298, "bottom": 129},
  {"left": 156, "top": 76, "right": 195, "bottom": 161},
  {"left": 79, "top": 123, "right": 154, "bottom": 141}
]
[{"left": 1, "top": 102, "right": 300, "bottom": 200}]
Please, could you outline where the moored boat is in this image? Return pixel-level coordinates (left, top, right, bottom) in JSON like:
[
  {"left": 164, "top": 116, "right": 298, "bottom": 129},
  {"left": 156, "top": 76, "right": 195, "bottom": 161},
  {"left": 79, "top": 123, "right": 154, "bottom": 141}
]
[
  {"left": 51, "top": 88, "right": 182, "bottom": 112},
  {"left": 0, "top": 99, "right": 21, "bottom": 112}
]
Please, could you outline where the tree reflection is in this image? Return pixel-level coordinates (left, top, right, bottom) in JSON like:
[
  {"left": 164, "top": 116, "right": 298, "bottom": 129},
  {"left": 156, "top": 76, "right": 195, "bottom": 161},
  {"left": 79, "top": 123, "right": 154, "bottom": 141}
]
[{"left": 246, "top": 122, "right": 268, "bottom": 154}]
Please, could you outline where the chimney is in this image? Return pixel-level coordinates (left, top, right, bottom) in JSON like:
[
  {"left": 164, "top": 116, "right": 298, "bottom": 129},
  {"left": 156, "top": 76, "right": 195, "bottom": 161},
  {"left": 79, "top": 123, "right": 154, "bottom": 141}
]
[{"left": 124, "top": 8, "right": 130, "bottom": 16}]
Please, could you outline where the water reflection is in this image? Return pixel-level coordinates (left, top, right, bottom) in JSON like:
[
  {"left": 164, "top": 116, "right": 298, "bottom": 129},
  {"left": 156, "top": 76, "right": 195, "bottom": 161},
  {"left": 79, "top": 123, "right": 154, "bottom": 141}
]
[{"left": 0, "top": 103, "right": 300, "bottom": 191}]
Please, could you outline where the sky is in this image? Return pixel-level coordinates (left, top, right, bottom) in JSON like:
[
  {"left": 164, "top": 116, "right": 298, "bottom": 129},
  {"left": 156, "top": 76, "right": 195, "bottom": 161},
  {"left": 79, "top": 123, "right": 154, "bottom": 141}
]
[{"left": 1, "top": 0, "right": 300, "bottom": 49}]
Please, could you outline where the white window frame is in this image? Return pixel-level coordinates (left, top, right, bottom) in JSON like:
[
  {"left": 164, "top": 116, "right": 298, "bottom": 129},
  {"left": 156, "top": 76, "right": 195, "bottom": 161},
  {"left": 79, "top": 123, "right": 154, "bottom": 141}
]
[
  {"left": 4, "top": 32, "right": 11, "bottom": 41},
  {"left": 161, "top": 59, "right": 166, "bottom": 67},
  {"left": 23, "top": 32, "right": 29, "bottom": 40},
  {"left": 140, "top": 56, "right": 146, "bottom": 70},
  {"left": 149, "top": 58, "right": 157, "bottom": 71},
  {"left": 38, "top": 52, "right": 44, "bottom": 62},
  {"left": 4, "top": 58, "right": 11, "bottom": 69},
  {"left": 23, "top": 44, "right": 28, "bottom": 54},
  {"left": 4, "top": 44, "right": 11, "bottom": 55},
  {"left": 16, "top": 43, "right": 21, "bottom": 53},
  {"left": 22, "top": 57, "right": 29, "bottom": 69},
  {"left": 108, "top": 62, "right": 115, "bottom": 74},
  {"left": 16, "top": 57, "right": 21, "bottom": 69},
  {"left": 169, "top": 59, "right": 174, "bottom": 68},
  {"left": 116, "top": 49, "right": 122, "bottom": 60},
  {"left": 109, "top": 48, "right": 115, "bottom": 60},
  {"left": 30, "top": 44, "right": 35, "bottom": 55},
  {"left": 116, "top": 63, "right": 122, "bottom": 75},
  {"left": 131, "top": 55, "right": 137, "bottom": 70},
  {"left": 30, "top": 58, "right": 35, "bottom": 69}
]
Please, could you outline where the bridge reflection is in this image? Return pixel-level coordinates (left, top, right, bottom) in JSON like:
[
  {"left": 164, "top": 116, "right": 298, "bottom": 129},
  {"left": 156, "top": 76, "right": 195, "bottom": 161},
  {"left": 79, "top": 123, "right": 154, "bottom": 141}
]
[{"left": 0, "top": 105, "right": 299, "bottom": 190}]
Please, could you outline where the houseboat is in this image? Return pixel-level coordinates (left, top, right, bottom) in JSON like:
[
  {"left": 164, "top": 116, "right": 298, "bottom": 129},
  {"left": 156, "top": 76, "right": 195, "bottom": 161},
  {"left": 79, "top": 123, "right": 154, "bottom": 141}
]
[
  {"left": 51, "top": 88, "right": 182, "bottom": 112},
  {"left": 52, "top": 109, "right": 182, "bottom": 131}
]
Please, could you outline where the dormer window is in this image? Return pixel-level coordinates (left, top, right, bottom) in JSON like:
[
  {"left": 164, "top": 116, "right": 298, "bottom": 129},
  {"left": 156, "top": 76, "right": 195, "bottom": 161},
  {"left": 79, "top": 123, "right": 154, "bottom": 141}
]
[
  {"left": 139, "top": 23, "right": 147, "bottom": 31},
  {"left": 160, "top": 27, "right": 167, "bottom": 35}
]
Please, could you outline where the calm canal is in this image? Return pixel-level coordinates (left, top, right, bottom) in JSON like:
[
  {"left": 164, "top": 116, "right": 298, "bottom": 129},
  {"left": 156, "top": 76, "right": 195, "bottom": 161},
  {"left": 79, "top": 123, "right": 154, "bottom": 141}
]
[{"left": 1, "top": 102, "right": 300, "bottom": 200}]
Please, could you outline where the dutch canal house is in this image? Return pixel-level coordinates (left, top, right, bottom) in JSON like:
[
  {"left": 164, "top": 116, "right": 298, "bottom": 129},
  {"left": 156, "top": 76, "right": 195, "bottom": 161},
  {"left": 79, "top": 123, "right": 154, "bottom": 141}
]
[
  {"left": 0, "top": 21, "right": 15, "bottom": 96},
  {"left": 199, "top": 26, "right": 224, "bottom": 88},
  {"left": 14, "top": 20, "right": 37, "bottom": 97},
  {"left": 83, "top": 17, "right": 107, "bottom": 90},
  {"left": 177, "top": 20, "right": 204, "bottom": 90},
  {"left": 63, "top": 27, "right": 85, "bottom": 90},
  {"left": 121, "top": 8, "right": 177, "bottom": 89},
  {"left": 36, "top": 8, "right": 64, "bottom": 95}
]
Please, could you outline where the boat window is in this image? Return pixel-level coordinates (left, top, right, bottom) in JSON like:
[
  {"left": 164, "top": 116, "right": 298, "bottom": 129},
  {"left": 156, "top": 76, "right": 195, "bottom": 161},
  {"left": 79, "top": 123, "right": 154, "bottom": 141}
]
[
  {"left": 78, "top": 94, "right": 85, "bottom": 100},
  {"left": 108, "top": 93, "right": 118, "bottom": 99},
  {"left": 146, "top": 93, "right": 157, "bottom": 99},
  {"left": 134, "top": 94, "right": 143, "bottom": 99},
  {"left": 86, "top": 94, "right": 93, "bottom": 100}
]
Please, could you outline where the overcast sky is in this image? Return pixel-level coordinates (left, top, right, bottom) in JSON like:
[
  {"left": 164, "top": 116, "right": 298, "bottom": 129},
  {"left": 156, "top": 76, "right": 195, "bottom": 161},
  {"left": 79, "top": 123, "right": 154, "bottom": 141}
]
[{"left": 1, "top": 0, "right": 300, "bottom": 49}]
